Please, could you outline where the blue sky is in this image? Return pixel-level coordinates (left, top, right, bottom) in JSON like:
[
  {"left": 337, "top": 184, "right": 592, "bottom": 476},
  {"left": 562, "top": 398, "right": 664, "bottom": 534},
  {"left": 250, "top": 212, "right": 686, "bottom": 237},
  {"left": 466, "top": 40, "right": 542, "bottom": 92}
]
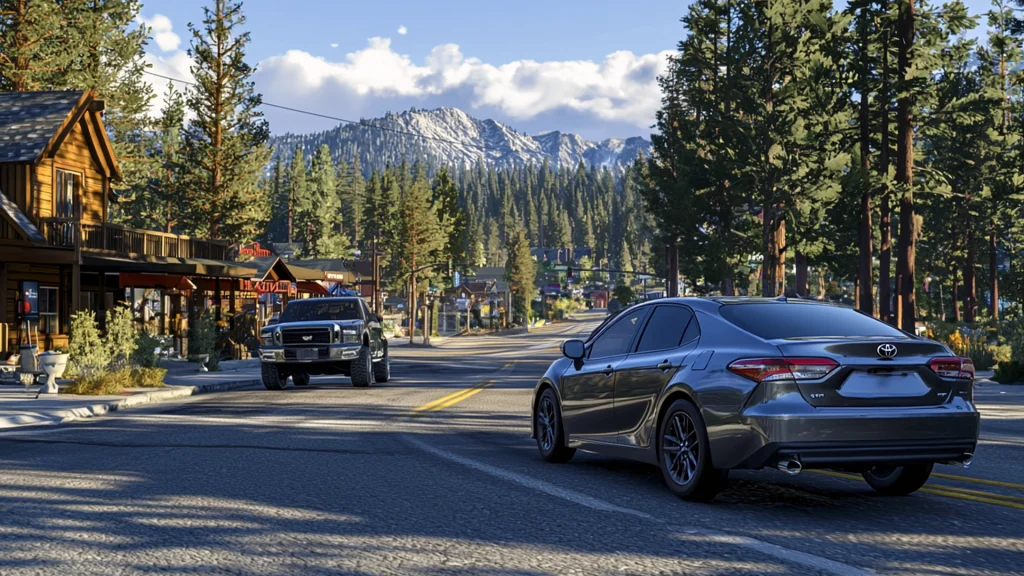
[{"left": 139, "top": 0, "right": 1002, "bottom": 139}]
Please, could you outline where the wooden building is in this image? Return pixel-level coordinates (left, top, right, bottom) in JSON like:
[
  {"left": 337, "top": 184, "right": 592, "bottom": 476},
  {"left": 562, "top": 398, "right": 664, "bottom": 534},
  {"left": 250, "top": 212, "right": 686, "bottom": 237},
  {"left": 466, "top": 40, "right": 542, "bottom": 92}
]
[{"left": 0, "top": 90, "right": 253, "bottom": 354}]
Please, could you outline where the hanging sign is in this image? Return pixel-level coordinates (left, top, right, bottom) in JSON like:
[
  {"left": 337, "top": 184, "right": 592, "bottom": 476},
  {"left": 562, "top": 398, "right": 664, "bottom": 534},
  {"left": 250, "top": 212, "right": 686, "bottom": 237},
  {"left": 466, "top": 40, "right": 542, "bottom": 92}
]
[{"left": 19, "top": 281, "right": 39, "bottom": 320}]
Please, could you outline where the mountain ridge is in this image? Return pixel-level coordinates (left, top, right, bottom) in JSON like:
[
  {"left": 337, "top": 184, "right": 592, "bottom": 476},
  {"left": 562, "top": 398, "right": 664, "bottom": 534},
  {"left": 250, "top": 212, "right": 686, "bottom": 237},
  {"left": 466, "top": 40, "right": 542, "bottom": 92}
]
[{"left": 269, "top": 106, "right": 651, "bottom": 173}]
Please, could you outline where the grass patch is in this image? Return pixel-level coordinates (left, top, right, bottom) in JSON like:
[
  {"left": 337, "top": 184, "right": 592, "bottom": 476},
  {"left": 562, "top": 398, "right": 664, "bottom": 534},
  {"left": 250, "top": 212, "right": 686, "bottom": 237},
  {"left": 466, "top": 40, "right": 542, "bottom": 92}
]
[
  {"left": 62, "top": 370, "right": 132, "bottom": 395},
  {"left": 131, "top": 367, "right": 167, "bottom": 387}
]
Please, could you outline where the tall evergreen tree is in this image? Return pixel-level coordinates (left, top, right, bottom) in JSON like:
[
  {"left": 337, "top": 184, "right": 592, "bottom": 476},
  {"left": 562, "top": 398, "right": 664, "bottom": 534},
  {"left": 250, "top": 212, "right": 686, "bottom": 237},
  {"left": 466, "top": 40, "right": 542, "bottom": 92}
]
[
  {"left": 181, "top": 0, "right": 270, "bottom": 244},
  {"left": 505, "top": 225, "right": 536, "bottom": 327},
  {"left": 297, "top": 145, "right": 348, "bottom": 258}
]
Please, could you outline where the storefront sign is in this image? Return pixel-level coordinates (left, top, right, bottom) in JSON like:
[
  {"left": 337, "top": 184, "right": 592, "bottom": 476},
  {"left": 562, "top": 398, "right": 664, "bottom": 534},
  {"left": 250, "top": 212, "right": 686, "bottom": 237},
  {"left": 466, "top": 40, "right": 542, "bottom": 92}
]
[
  {"left": 324, "top": 271, "right": 350, "bottom": 282},
  {"left": 19, "top": 281, "right": 39, "bottom": 320},
  {"left": 239, "top": 279, "right": 295, "bottom": 295}
]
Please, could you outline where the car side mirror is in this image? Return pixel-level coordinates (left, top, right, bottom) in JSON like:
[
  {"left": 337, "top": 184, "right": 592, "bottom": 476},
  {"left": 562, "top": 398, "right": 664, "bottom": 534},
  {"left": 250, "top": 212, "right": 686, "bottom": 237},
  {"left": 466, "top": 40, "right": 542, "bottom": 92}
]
[{"left": 561, "top": 339, "right": 585, "bottom": 361}]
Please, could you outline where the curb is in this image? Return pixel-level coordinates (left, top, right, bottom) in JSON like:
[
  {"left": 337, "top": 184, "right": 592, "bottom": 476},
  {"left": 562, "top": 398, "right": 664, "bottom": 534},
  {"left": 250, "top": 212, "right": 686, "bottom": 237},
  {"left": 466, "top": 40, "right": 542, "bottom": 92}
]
[{"left": 0, "top": 378, "right": 260, "bottom": 431}]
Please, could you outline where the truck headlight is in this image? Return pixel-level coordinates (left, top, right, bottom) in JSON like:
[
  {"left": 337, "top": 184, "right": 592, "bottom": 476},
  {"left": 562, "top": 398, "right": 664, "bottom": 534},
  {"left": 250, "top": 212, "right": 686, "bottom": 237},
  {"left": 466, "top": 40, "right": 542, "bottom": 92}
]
[
  {"left": 341, "top": 328, "right": 360, "bottom": 343},
  {"left": 260, "top": 329, "right": 280, "bottom": 346}
]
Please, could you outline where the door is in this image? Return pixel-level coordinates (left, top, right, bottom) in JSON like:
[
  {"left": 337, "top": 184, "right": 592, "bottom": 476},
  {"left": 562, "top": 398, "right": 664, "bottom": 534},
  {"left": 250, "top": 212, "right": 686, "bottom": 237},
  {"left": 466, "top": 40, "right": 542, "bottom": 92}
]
[
  {"left": 614, "top": 305, "right": 700, "bottom": 446},
  {"left": 362, "top": 299, "right": 383, "bottom": 358},
  {"left": 560, "top": 306, "right": 650, "bottom": 441}
]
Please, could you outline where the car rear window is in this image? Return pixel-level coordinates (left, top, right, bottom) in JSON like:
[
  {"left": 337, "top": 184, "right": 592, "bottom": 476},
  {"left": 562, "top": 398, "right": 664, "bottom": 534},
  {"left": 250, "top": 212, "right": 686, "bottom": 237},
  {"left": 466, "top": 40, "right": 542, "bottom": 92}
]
[{"left": 719, "top": 303, "right": 906, "bottom": 340}]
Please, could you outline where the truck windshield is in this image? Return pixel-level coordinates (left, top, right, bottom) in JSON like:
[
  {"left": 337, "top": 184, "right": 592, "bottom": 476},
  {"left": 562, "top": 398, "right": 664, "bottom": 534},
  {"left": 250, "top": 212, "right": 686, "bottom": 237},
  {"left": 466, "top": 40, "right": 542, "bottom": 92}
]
[{"left": 280, "top": 300, "right": 362, "bottom": 323}]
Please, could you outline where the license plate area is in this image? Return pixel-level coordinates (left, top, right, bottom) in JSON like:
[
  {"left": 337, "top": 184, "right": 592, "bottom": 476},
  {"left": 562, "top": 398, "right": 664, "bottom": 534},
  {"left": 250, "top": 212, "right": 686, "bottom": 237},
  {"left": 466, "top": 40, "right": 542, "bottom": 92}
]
[
  {"left": 296, "top": 348, "right": 318, "bottom": 361},
  {"left": 838, "top": 370, "right": 928, "bottom": 398}
]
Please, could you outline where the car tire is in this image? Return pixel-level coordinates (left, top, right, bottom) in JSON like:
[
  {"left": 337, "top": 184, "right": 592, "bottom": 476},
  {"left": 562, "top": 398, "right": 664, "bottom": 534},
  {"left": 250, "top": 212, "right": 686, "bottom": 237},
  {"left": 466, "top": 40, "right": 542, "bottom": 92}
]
[
  {"left": 862, "top": 464, "right": 933, "bottom": 496},
  {"left": 373, "top": 346, "right": 391, "bottom": 383},
  {"left": 658, "top": 399, "right": 727, "bottom": 502},
  {"left": 261, "top": 364, "right": 286, "bottom": 390},
  {"left": 292, "top": 373, "right": 310, "bottom": 387},
  {"left": 534, "top": 388, "right": 576, "bottom": 463},
  {"left": 351, "top": 345, "right": 374, "bottom": 388}
]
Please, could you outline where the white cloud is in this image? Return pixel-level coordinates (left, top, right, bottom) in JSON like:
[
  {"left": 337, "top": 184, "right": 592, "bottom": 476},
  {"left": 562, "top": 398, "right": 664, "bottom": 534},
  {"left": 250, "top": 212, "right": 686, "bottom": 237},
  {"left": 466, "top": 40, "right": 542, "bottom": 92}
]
[
  {"left": 330, "top": 43, "right": 339, "bottom": 48},
  {"left": 397, "top": 25, "right": 408, "bottom": 35},
  {"left": 254, "top": 37, "right": 670, "bottom": 138},
  {"left": 137, "top": 13, "right": 180, "bottom": 52},
  {"left": 138, "top": 16, "right": 668, "bottom": 139}
]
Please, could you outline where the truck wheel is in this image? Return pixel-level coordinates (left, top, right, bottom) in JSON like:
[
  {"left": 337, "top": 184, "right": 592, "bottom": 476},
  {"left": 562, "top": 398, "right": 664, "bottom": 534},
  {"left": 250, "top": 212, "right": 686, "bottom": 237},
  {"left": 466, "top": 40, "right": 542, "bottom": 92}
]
[
  {"left": 351, "top": 345, "right": 374, "bottom": 388},
  {"left": 373, "top": 347, "right": 391, "bottom": 383},
  {"left": 262, "top": 364, "right": 286, "bottom": 390},
  {"left": 292, "top": 373, "right": 310, "bottom": 387}
]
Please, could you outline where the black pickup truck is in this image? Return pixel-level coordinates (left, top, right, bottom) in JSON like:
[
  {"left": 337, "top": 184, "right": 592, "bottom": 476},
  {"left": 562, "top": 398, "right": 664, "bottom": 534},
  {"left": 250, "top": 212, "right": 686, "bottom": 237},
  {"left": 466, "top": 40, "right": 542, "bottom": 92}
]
[{"left": 258, "top": 297, "right": 390, "bottom": 389}]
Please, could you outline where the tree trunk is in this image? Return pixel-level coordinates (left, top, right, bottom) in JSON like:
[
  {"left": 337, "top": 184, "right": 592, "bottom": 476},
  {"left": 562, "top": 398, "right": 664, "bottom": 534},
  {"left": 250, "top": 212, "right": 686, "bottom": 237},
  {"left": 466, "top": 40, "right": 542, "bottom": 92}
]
[
  {"left": 878, "top": 0, "right": 893, "bottom": 325},
  {"left": 964, "top": 229, "right": 976, "bottom": 323},
  {"left": 951, "top": 268, "right": 960, "bottom": 323},
  {"left": 818, "top": 271, "right": 826, "bottom": 300},
  {"left": 990, "top": 232, "right": 999, "bottom": 320},
  {"left": 408, "top": 261, "right": 416, "bottom": 346},
  {"left": 795, "top": 251, "right": 808, "bottom": 297},
  {"left": 761, "top": 206, "right": 786, "bottom": 297},
  {"left": 895, "top": 0, "right": 916, "bottom": 333},
  {"left": 723, "top": 275, "right": 735, "bottom": 297},
  {"left": 858, "top": 15, "right": 874, "bottom": 315},
  {"left": 666, "top": 243, "right": 680, "bottom": 297}
]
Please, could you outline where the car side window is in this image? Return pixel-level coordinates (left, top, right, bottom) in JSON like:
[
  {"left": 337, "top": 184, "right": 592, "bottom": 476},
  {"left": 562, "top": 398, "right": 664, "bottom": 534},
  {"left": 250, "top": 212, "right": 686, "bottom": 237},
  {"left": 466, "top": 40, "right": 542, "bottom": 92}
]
[
  {"left": 681, "top": 312, "right": 700, "bottom": 344},
  {"left": 361, "top": 300, "right": 373, "bottom": 321},
  {"left": 589, "top": 307, "right": 651, "bottom": 359},
  {"left": 635, "top": 305, "right": 695, "bottom": 353}
]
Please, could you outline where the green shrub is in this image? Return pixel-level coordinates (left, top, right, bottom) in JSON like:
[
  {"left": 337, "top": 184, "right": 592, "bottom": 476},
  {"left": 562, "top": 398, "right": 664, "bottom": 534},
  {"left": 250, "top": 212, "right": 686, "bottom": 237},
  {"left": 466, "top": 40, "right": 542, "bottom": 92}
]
[
  {"left": 551, "top": 298, "right": 581, "bottom": 319},
  {"left": 66, "top": 310, "right": 107, "bottom": 377},
  {"left": 188, "top": 312, "right": 220, "bottom": 371},
  {"left": 993, "top": 361, "right": 1024, "bottom": 385},
  {"left": 62, "top": 369, "right": 131, "bottom": 395},
  {"left": 991, "top": 344, "right": 1012, "bottom": 366},
  {"left": 105, "top": 304, "right": 138, "bottom": 370},
  {"left": 133, "top": 331, "right": 162, "bottom": 368},
  {"left": 131, "top": 367, "right": 167, "bottom": 387}
]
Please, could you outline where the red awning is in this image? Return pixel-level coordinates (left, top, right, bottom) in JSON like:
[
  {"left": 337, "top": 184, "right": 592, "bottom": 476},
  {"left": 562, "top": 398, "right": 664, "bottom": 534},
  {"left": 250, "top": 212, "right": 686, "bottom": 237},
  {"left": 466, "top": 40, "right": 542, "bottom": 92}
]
[
  {"left": 297, "top": 281, "right": 330, "bottom": 296},
  {"left": 119, "top": 273, "right": 195, "bottom": 291}
]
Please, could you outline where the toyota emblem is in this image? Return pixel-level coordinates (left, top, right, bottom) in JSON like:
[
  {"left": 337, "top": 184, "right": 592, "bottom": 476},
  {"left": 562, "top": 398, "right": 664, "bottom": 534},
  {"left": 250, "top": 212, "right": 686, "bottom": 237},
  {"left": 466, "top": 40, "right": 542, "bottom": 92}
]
[{"left": 877, "top": 343, "right": 898, "bottom": 358}]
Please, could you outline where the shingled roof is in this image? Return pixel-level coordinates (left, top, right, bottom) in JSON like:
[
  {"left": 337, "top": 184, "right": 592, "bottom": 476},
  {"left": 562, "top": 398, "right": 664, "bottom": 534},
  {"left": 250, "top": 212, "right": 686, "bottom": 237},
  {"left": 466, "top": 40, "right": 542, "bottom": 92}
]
[{"left": 0, "top": 91, "right": 85, "bottom": 162}]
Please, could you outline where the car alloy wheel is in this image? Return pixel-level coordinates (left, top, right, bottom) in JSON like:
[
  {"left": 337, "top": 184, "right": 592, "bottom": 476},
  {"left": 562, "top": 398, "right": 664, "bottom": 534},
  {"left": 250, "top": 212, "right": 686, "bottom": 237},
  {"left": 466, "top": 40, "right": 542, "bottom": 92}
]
[
  {"left": 537, "top": 396, "right": 557, "bottom": 452},
  {"left": 663, "top": 411, "right": 699, "bottom": 486}
]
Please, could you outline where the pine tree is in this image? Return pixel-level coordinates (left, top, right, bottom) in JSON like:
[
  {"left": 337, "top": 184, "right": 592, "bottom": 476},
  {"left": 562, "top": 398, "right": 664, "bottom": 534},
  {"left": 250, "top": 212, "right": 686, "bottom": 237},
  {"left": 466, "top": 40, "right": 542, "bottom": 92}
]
[
  {"left": 505, "top": 225, "right": 536, "bottom": 327},
  {"left": 181, "top": 0, "right": 270, "bottom": 244},
  {"left": 297, "top": 145, "right": 348, "bottom": 258},
  {"left": 284, "top": 148, "right": 307, "bottom": 245},
  {"left": 0, "top": 0, "right": 70, "bottom": 91},
  {"left": 396, "top": 170, "right": 444, "bottom": 343},
  {"left": 431, "top": 166, "right": 467, "bottom": 279}
]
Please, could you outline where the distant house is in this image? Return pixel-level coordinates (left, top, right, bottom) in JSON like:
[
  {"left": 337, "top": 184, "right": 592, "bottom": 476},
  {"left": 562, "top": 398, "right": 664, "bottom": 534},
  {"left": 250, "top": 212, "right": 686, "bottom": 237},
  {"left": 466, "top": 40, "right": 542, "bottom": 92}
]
[{"left": 529, "top": 247, "right": 592, "bottom": 265}]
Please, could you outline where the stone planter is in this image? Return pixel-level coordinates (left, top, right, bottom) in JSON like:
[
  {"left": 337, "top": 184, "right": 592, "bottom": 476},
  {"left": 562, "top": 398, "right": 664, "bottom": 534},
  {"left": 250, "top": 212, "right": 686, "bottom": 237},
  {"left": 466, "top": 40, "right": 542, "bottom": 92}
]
[
  {"left": 37, "top": 351, "right": 69, "bottom": 394},
  {"left": 188, "top": 354, "right": 210, "bottom": 372}
]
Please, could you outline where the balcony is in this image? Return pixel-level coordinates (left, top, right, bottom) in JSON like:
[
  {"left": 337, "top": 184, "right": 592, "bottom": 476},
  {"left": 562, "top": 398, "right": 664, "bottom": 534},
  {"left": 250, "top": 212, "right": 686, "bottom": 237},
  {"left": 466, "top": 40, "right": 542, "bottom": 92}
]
[{"left": 40, "top": 219, "right": 228, "bottom": 261}]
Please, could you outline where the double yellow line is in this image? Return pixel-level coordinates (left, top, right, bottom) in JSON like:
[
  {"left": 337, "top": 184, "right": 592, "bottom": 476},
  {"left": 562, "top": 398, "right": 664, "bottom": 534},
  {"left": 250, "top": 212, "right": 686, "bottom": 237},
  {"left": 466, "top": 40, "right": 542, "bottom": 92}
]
[
  {"left": 812, "top": 469, "right": 1024, "bottom": 511},
  {"left": 412, "top": 380, "right": 495, "bottom": 413}
]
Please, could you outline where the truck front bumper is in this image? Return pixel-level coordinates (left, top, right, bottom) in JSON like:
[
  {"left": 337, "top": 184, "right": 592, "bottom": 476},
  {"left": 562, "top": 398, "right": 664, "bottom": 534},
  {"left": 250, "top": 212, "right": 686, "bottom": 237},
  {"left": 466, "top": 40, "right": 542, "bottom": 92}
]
[{"left": 259, "top": 344, "right": 360, "bottom": 363}]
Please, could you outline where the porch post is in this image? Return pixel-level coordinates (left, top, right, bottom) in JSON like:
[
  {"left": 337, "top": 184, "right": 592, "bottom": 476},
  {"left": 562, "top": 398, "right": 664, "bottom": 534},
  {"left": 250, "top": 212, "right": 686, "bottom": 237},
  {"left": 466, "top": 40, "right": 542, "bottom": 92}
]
[
  {"left": 97, "top": 272, "right": 107, "bottom": 330},
  {"left": 71, "top": 263, "right": 81, "bottom": 314},
  {"left": 0, "top": 261, "right": 7, "bottom": 354},
  {"left": 229, "top": 281, "right": 236, "bottom": 330},
  {"left": 214, "top": 278, "right": 222, "bottom": 328}
]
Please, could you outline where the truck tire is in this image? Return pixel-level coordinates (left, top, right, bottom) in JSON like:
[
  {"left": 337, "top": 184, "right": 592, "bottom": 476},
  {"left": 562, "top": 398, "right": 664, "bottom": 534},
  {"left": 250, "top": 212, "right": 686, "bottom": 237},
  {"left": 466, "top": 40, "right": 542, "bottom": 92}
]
[
  {"left": 351, "top": 345, "right": 374, "bottom": 388},
  {"left": 262, "top": 364, "right": 286, "bottom": 390},
  {"left": 373, "top": 346, "right": 390, "bottom": 383}
]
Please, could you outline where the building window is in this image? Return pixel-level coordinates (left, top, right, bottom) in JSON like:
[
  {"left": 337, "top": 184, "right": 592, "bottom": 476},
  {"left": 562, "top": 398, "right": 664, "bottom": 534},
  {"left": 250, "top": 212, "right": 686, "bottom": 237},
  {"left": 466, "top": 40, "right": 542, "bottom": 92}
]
[
  {"left": 54, "top": 169, "right": 81, "bottom": 247},
  {"left": 40, "top": 287, "right": 59, "bottom": 335}
]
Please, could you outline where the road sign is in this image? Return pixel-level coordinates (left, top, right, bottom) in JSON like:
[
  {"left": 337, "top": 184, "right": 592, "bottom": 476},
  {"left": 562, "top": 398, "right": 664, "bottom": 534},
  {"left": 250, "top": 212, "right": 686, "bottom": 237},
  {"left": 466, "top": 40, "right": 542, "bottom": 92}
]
[
  {"left": 553, "top": 265, "right": 568, "bottom": 271},
  {"left": 453, "top": 271, "right": 461, "bottom": 287}
]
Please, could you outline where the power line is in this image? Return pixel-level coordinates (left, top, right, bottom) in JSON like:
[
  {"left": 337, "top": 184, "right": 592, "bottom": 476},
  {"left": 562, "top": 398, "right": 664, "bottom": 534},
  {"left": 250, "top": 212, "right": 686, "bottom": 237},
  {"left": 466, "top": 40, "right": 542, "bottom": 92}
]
[{"left": 143, "top": 70, "right": 493, "bottom": 152}]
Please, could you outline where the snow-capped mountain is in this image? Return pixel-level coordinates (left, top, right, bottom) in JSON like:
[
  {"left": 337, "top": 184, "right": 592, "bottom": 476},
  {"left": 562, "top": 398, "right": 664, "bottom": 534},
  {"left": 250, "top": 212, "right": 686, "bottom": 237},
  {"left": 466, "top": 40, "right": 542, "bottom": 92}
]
[{"left": 269, "top": 107, "right": 650, "bottom": 172}]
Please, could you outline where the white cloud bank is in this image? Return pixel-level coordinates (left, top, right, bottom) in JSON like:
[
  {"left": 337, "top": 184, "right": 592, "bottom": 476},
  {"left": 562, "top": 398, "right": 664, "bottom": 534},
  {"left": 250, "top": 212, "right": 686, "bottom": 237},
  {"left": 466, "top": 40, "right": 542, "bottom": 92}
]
[
  {"left": 137, "top": 14, "right": 669, "bottom": 140},
  {"left": 397, "top": 25, "right": 408, "bottom": 35},
  {"left": 137, "top": 13, "right": 180, "bottom": 52}
]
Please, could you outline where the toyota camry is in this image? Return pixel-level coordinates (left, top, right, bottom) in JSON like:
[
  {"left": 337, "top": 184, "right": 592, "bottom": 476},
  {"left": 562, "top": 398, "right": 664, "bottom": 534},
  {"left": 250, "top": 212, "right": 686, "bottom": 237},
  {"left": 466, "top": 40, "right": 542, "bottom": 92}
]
[{"left": 531, "top": 297, "right": 979, "bottom": 501}]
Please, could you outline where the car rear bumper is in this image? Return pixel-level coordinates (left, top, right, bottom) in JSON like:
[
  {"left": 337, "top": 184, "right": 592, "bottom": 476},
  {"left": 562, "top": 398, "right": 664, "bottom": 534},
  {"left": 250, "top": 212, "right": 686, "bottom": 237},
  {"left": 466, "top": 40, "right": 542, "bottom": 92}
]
[{"left": 709, "top": 399, "right": 980, "bottom": 470}]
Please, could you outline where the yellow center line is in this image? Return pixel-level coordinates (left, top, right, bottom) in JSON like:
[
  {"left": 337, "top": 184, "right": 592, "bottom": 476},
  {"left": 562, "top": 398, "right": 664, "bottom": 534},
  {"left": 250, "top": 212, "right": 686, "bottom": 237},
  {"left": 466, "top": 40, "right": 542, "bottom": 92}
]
[
  {"left": 411, "top": 362, "right": 513, "bottom": 414},
  {"left": 931, "top": 472, "right": 1024, "bottom": 491},
  {"left": 809, "top": 470, "right": 1024, "bottom": 511}
]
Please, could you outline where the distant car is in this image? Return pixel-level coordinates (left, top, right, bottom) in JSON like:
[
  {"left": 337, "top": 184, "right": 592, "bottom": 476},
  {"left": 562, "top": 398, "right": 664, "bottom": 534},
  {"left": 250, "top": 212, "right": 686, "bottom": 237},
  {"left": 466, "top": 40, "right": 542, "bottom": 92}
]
[
  {"left": 258, "top": 297, "right": 390, "bottom": 389},
  {"left": 532, "top": 297, "right": 979, "bottom": 501}
]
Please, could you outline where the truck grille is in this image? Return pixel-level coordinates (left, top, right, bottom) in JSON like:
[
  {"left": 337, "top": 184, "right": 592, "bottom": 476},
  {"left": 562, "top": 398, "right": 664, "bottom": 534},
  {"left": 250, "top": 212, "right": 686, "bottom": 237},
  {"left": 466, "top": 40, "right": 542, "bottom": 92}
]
[{"left": 281, "top": 328, "right": 332, "bottom": 346}]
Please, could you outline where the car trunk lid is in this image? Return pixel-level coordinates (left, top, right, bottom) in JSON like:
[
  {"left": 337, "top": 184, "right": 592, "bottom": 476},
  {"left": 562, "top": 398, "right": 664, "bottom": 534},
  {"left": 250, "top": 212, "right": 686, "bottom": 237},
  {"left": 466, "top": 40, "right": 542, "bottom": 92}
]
[{"left": 771, "top": 338, "right": 957, "bottom": 407}]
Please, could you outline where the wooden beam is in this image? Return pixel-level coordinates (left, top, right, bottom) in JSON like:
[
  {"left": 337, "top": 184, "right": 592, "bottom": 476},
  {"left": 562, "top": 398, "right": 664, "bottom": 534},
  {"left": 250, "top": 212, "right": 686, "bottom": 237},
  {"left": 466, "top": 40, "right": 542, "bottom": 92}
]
[
  {"left": 0, "top": 261, "right": 7, "bottom": 326},
  {"left": 0, "top": 245, "right": 76, "bottom": 265}
]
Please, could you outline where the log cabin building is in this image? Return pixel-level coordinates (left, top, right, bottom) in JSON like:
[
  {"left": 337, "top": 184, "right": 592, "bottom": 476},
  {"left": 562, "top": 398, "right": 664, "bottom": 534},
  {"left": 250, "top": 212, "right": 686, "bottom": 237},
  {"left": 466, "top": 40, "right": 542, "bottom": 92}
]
[{"left": 0, "top": 90, "right": 265, "bottom": 355}]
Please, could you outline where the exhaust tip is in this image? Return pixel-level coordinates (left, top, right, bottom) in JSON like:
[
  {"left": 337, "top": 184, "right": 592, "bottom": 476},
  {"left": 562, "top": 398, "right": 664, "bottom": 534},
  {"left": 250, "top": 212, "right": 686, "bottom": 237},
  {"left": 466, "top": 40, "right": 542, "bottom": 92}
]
[
  {"left": 777, "top": 458, "right": 802, "bottom": 475},
  {"left": 961, "top": 453, "right": 973, "bottom": 468}
]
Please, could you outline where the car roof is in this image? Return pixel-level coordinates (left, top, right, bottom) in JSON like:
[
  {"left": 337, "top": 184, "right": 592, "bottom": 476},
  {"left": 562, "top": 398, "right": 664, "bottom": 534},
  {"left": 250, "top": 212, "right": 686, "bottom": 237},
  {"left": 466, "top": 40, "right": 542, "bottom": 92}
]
[{"left": 632, "top": 296, "right": 842, "bottom": 314}]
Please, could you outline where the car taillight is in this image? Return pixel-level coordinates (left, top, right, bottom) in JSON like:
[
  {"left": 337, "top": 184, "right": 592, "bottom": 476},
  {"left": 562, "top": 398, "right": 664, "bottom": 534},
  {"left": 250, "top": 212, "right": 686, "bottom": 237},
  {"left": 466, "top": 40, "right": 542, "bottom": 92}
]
[
  {"left": 929, "top": 357, "right": 974, "bottom": 380},
  {"left": 727, "top": 358, "right": 839, "bottom": 383}
]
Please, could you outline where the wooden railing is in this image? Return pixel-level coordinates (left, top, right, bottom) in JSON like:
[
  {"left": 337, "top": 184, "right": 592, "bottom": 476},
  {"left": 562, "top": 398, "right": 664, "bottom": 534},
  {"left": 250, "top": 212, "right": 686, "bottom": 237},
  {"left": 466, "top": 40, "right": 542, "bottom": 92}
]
[{"left": 40, "top": 219, "right": 228, "bottom": 260}]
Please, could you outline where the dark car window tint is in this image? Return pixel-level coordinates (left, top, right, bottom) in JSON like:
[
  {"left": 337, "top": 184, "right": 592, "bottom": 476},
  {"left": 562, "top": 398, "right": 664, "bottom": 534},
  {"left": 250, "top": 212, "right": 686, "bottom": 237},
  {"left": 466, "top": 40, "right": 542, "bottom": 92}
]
[
  {"left": 681, "top": 314, "right": 700, "bottom": 344},
  {"left": 585, "top": 309, "right": 623, "bottom": 343},
  {"left": 719, "top": 303, "right": 906, "bottom": 340},
  {"left": 636, "top": 306, "right": 694, "bottom": 353},
  {"left": 280, "top": 300, "right": 362, "bottom": 323},
  {"left": 589, "top": 307, "right": 650, "bottom": 359}
]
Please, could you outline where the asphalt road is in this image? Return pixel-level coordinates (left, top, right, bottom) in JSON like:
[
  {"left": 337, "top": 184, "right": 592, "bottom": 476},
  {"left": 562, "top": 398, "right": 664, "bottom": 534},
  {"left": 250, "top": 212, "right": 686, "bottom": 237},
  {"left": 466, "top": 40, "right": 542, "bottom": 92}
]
[{"left": 1, "top": 320, "right": 1022, "bottom": 575}]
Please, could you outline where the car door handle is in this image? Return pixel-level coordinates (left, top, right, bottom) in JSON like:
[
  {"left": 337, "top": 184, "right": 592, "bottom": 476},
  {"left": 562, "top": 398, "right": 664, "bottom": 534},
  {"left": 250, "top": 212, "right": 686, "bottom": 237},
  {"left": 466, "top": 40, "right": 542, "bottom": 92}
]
[
  {"left": 657, "top": 361, "right": 673, "bottom": 371},
  {"left": 602, "top": 365, "right": 614, "bottom": 377}
]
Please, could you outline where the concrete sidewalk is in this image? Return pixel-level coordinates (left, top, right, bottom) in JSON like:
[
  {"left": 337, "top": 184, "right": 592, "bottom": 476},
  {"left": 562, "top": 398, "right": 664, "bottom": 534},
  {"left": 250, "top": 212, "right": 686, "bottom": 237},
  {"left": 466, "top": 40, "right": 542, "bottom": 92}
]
[{"left": 0, "top": 358, "right": 260, "bottom": 431}]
